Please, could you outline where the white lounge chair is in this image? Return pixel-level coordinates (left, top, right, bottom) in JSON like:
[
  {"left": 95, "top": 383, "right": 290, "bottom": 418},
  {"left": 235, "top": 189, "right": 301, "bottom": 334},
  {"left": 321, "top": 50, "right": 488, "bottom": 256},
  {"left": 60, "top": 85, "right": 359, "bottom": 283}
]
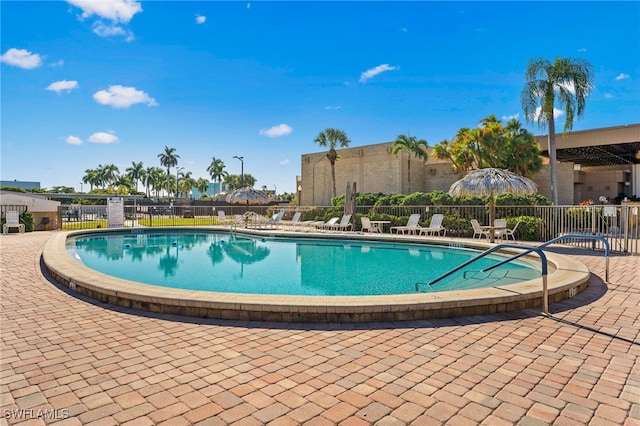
[
  {"left": 418, "top": 214, "right": 446, "bottom": 236},
  {"left": 317, "top": 217, "right": 340, "bottom": 230},
  {"left": 360, "top": 217, "right": 381, "bottom": 233},
  {"left": 391, "top": 214, "right": 421, "bottom": 235},
  {"left": 3, "top": 211, "right": 25, "bottom": 234},
  {"left": 327, "top": 214, "right": 352, "bottom": 231}
]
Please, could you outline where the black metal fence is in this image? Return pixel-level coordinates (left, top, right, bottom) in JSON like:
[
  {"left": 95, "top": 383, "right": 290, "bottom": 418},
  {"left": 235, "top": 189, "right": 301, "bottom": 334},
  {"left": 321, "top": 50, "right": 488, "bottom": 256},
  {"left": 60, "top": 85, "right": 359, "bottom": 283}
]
[{"left": 55, "top": 203, "right": 639, "bottom": 254}]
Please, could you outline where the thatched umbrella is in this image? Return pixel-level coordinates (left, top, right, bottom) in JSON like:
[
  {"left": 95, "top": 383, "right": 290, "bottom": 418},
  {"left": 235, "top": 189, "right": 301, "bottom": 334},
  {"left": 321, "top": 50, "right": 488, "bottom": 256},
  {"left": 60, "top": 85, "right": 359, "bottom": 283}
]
[
  {"left": 225, "top": 187, "right": 271, "bottom": 208},
  {"left": 449, "top": 168, "right": 537, "bottom": 242}
]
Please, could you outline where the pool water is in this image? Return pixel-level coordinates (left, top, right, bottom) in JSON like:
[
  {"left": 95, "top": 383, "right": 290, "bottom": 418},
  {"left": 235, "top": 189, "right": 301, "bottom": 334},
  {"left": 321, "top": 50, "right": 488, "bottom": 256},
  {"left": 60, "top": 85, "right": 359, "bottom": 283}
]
[{"left": 67, "top": 231, "right": 541, "bottom": 296}]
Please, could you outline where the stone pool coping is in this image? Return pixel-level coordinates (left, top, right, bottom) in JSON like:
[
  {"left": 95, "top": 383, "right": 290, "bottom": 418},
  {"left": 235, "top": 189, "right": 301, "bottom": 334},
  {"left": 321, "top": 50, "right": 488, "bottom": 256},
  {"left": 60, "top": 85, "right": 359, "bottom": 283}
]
[{"left": 42, "top": 228, "right": 591, "bottom": 322}]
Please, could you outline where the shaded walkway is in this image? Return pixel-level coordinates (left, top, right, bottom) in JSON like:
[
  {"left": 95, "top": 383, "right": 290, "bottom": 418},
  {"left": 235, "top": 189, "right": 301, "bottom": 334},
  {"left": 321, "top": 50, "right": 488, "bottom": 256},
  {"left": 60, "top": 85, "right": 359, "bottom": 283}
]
[{"left": 1, "top": 231, "right": 638, "bottom": 425}]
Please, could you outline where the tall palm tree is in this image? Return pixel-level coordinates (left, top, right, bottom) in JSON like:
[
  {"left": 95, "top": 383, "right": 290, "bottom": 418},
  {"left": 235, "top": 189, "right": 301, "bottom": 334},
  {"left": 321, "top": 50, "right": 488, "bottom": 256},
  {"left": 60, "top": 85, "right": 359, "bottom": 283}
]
[
  {"left": 521, "top": 56, "right": 593, "bottom": 204},
  {"left": 313, "top": 128, "right": 351, "bottom": 198},
  {"left": 82, "top": 169, "right": 99, "bottom": 191},
  {"left": 391, "top": 134, "right": 429, "bottom": 194},
  {"left": 142, "top": 166, "right": 156, "bottom": 197},
  {"left": 97, "top": 164, "right": 119, "bottom": 189},
  {"left": 195, "top": 178, "right": 210, "bottom": 198},
  {"left": 207, "top": 157, "right": 227, "bottom": 193},
  {"left": 158, "top": 146, "right": 180, "bottom": 199},
  {"left": 125, "top": 161, "right": 144, "bottom": 193}
]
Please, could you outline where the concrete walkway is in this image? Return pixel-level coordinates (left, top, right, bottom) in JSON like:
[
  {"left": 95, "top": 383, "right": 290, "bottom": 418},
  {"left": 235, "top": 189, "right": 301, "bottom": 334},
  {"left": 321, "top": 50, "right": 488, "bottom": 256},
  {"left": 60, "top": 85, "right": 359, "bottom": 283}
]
[{"left": 1, "top": 231, "right": 638, "bottom": 425}]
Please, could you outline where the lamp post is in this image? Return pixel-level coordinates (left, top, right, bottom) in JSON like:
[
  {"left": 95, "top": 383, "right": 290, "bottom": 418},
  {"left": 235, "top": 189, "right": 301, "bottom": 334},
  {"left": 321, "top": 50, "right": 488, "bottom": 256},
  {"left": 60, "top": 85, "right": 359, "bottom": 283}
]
[
  {"left": 273, "top": 184, "right": 277, "bottom": 199},
  {"left": 176, "top": 167, "right": 184, "bottom": 199},
  {"left": 233, "top": 156, "right": 244, "bottom": 187}
]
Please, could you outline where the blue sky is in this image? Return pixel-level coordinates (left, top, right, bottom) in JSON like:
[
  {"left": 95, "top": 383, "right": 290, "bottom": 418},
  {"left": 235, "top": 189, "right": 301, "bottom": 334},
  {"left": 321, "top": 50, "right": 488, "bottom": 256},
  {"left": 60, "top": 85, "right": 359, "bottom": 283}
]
[{"left": 2, "top": 1, "right": 639, "bottom": 194}]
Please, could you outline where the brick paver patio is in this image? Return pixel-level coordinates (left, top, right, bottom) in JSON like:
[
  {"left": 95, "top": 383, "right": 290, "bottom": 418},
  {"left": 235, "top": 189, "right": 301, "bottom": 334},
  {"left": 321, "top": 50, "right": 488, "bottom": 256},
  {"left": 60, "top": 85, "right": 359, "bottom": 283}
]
[{"left": 1, "top": 231, "right": 638, "bottom": 425}]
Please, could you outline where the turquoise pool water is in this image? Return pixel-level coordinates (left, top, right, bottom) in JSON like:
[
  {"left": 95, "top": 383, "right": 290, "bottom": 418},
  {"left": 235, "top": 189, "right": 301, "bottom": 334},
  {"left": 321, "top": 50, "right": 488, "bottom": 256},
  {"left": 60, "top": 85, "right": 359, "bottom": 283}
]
[{"left": 67, "top": 231, "right": 540, "bottom": 296}]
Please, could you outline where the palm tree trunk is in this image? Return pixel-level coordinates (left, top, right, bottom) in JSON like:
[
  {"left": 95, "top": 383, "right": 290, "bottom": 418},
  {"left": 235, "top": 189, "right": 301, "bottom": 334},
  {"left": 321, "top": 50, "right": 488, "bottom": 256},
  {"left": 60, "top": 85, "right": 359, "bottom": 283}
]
[
  {"left": 548, "top": 118, "right": 558, "bottom": 205},
  {"left": 407, "top": 158, "right": 411, "bottom": 194},
  {"left": 331, "top": 163, "right": 337, "bottom": 198}
]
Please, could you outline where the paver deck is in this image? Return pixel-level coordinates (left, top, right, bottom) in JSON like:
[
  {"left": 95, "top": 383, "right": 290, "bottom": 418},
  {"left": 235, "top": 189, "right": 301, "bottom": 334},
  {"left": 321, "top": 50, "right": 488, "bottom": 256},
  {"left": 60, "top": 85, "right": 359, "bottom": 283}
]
[{"left": 1, "top": 231, "right": 638, "bottom": 425}]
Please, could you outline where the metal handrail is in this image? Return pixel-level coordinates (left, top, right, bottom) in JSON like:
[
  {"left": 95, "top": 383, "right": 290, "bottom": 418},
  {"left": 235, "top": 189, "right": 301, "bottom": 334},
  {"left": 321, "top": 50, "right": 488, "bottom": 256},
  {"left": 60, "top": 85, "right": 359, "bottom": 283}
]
[
  {"left": 423, "top": 243, "right": 551, "bottom": 314},
  {"left": 483, "top": 234, "right": 610, "bottom": 283}
]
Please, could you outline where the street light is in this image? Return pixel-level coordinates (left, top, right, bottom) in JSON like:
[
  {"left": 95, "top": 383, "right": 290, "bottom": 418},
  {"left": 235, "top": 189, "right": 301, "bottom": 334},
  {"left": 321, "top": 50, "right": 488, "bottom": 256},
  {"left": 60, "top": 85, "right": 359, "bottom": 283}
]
[
  {"left": 273, "top": 184, "right": 277, "bottom": 198},
  {"left": 176, "top": 167, "right": 184, "bottom": 199},
  {"left": 233, "top": 156, "right": 244, "bottom": 187}
]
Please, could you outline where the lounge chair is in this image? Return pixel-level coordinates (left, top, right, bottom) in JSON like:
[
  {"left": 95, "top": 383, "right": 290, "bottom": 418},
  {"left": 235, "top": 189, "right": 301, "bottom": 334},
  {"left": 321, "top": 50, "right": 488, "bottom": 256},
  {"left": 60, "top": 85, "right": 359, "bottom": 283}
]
[
  {"left": 280, "top": 211, "right": 302, "bottom": 230},
  {"left": 360, "top": 217, "right": 381, "bottom": 233},
  {"left": 418, "top": 214, "right": 446, "bottom": 237},
  {"left": 471, "top": 219, "right": 491, "bottom": 240},
  {"left": 217, "top": 210, "right": 235, "bottom": 225},
  {"left": 3, "top": 211, "right": 25, "bottom": 234},
  {"left": 317, "top": 217, "right": 340, "bottom": 230},
  {"left": 391, "top": 214, "right": 421, "bottom": 235},
  {"left": 327, "top": 214, "right": 352, "bottom": 231}
]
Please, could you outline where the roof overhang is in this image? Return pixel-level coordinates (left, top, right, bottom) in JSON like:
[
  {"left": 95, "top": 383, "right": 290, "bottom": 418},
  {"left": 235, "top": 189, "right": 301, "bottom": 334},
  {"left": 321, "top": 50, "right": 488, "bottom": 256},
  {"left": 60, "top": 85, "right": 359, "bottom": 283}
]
[{"left": 535, "top": 124, "right": 640, "bottom": 167}]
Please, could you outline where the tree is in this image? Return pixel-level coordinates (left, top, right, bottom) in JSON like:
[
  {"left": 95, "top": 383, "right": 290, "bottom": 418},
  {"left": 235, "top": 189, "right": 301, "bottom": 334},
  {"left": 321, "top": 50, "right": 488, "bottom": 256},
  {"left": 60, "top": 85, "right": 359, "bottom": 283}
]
[
  {"left": 521, "top": 56, "right": 593, "bottom": 204},
  {"left": 125, "top": 161, "right": 144, "bottom": 193},
  {"left": 314, "top": 128, "right": 351, "bottom": 198},
  {"left": 82, "top": 169, "right": 99, "bottom": 191},
  {"left": 207, "top": 157, "right": 228, "bottom": 193},
  {"left": 432, "top": 115, "right": 542, "bottom": 178},
  {"left": 195, "top": 178, "right": 210, "bottom": 198},
  {"left": 157, "top": 146, "right": 180, "bottom": 199},
  {"left": 391, "top": 134, "right": 429, "bottom": 194},
  {"left": 97, "top": 164, "right": 119, "bottom": 189},
  {"left": 142, "top": 166, "right": 156, "bottom": 197}
]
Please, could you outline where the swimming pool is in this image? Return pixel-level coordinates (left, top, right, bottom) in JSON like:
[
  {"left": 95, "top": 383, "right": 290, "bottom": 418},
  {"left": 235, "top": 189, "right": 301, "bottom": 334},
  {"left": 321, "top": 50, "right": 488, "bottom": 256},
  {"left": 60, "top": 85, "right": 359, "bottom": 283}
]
[
  {"left": 66, "top": 231, "right": 541, "bottom": 296},
  {"left": 43, "top": 228, "right": 591, "bottom": 322}
]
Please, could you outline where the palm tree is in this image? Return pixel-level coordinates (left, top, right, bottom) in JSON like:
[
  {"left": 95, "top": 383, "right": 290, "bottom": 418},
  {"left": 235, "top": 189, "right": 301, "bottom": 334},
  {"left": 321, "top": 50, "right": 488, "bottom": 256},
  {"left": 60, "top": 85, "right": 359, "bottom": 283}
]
[
  {"left": 142, "top": 166, "right": 156, "bottom": 197},
  {"left": 125, "top": 161, "right": 144, "bottom": 193},
  {"left": 521, "top": 56, "right": 593, "bottom": 204},
  {"left": 195, "top": 178, "right": 210, "bottom": 198},
  {"left": 157, "top": 146, "right": 180, "bottom": 199},
  {"left": 97, "top": 164, "right": 119, "bottom": 189},
  {"left": 82, "top": 169, "right": 99, "bottom": 191},
  {"left": 391, "top": 134, "right": 429, "bottom": 194},
  {"left": 313, "top": 128, "right": 351, "bottom": 198},
  {"left": 179, "top": 171, "right": 195, "bottom": 198},
  {"left": 207, "top": 157, "right": 227, "bottom": 193}
]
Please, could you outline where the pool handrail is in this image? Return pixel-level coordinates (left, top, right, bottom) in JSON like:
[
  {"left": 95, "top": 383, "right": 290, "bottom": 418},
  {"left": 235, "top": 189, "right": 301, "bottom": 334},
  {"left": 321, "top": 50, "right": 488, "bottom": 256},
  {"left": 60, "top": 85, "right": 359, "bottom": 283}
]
[
  {"left": 482, "top": 234, "right": 610, "bottom": 283},
  {"left": 422, "top": 243, "right": 551, "bottom": 314}
]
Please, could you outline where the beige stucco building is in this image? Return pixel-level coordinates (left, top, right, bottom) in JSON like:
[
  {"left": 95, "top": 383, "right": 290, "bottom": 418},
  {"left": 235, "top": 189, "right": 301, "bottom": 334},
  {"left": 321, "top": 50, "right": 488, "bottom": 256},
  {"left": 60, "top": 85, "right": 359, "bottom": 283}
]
[{"left": 299, "top": 123, "right": 640, "bottom": 206}]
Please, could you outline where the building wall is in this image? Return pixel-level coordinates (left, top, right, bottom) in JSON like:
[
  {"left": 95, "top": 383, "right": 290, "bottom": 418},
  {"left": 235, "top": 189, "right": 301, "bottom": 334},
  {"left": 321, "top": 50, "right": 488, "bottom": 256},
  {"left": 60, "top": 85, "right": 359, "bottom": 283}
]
[
  {"left": 578, "top": 166, "right": 633, "bottom": 202},
  {"left": 300, "top": 143, "right": 575, "bottom": 205}
]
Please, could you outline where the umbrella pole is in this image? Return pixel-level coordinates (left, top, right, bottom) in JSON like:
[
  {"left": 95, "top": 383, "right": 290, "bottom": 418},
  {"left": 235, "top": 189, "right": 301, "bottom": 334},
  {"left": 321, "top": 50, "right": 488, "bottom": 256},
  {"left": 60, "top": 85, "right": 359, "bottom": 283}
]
[{"left": 489, "top": 195, "right": 495, "bottom": 243}]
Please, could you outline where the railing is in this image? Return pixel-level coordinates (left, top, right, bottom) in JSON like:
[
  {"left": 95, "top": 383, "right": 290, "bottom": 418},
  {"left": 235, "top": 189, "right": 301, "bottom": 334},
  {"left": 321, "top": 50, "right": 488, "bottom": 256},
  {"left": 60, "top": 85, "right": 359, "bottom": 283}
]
[
  {"left": 422, "top": 234, "right": 610, "bottom": 314},
  {"left": 54, "top": 203, "right": 639, "bottom": 254}
]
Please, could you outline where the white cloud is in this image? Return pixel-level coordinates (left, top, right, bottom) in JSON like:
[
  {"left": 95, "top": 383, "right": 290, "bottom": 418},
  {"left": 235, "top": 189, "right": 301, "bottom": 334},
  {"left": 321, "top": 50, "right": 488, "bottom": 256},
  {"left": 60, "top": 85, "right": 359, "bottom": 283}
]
[
  {"left": 88, "top": 132, "right": 118, "bottom": 144},
  {"left": 259, "top": 124, "right": 292, "bottom": 138},
  {"left": 325, "top": 105, "right": 342, "bottom": 110},
  {"left": 604, "top": 93, "right": 614, "bottom": 99},
  {"left": 502, "top": 113, "right": 519, "bottom": 121},
  {"left": 93, "top": 85, "right": 158, "bottom": 108},
  {"left": 556, "top": 81, "right": 575, "bottom": 94},
  {"left": 278, "top": 159, "right": 290, "bottom": 166},
  {"left": 615, "top": 73, "right": 630, "bottom": 80},
  {"left": 66, "top": 135, "right": 83, "bottom": 145},
  {"left": 0, "top": 48, "right": 42, "bottom": 69},
  {"left": 50, "top": 60, "right": 64, "bottom": 68},
  {"left": 359, "top": 64, "right": 398, "bottom": 83},
  {"left": 196, "top": 15, "right": 206, "bottom": 24},
  {"left": 533, "top": 106, "right": 564, "bottom": 121},
  {"left": 67, "top": 0, "right": 142, "bottom": 23},
  {"left": 46, "top": 80, "right": 79, "bottom": 94},
  {"left": 91, "top": 22, "right": 134, "bottom": 41}
]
